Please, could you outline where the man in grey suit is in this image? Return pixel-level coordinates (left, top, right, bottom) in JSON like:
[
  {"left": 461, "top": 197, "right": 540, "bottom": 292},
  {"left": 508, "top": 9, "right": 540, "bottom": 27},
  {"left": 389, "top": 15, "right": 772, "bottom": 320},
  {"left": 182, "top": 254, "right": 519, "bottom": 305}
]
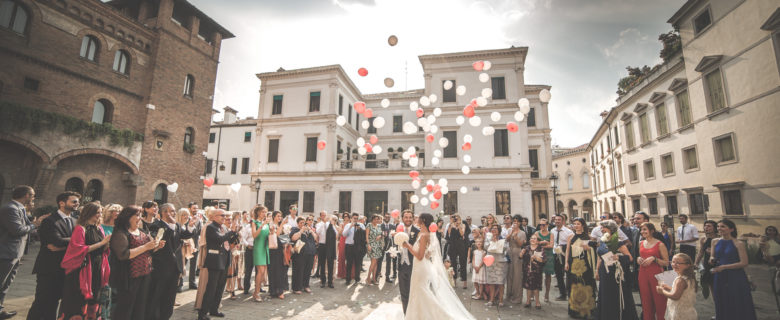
[{"left": 0, "top": 186, "right": 47, "bottom": 319}]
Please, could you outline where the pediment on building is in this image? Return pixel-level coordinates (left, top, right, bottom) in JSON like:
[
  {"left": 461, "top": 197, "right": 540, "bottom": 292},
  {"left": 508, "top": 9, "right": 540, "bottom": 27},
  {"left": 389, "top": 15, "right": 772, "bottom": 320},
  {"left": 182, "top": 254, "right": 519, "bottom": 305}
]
[
  {"left": 633, "top": 103, "right": 648, "bottom": 113},
  {"left": 649, "top": 92, "right": 667, "bottom": 104},
  {"left": 620, "top": 112, "right": 633, "bottom": 121},
  {"left": 668, "top": 78, "right": 688, "bottom": 92},
  {"left": 694, "top": 55, "right": 724, "bottom": 72}
]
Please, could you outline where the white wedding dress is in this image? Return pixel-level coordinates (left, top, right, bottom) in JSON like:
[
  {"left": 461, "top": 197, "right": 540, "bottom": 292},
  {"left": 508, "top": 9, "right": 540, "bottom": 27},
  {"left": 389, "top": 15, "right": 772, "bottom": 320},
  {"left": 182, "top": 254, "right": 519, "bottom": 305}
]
[{"left": 405, "top": 233, "right": 475, "bottom": 320}]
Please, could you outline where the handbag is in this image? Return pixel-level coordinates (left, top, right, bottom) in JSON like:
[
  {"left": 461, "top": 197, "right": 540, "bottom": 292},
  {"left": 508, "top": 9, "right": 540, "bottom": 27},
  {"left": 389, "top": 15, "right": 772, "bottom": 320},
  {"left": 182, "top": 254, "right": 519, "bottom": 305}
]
[
  {"left": 487, "top": 239, "right": 505, "bottom": 254},
  {"left": 283, "top": 244, "right": 293, "bottom": 266},
  {"left": 268, "top": 231, "right": 278, "bottom": 249},
  {"left": 294, "top": 240, "right": 305, "bottom": 253}
]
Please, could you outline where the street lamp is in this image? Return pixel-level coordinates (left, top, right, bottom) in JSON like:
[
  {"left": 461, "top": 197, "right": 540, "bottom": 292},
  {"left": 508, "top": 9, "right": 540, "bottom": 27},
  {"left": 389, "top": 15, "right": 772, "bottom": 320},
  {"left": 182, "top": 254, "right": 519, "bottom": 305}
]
[
  {"left": 550, "top": 173, "right": 559, "bottom": 215},
  {"left": 254, "top": 178, "right": 262, "bottom": 205}
]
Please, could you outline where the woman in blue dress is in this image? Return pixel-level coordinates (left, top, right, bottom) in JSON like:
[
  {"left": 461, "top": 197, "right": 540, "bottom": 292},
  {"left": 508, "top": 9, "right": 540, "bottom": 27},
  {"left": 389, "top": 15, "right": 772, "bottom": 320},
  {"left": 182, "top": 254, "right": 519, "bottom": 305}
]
[{"left": 710, "top": 218, "right": 757, "bottom": 320}]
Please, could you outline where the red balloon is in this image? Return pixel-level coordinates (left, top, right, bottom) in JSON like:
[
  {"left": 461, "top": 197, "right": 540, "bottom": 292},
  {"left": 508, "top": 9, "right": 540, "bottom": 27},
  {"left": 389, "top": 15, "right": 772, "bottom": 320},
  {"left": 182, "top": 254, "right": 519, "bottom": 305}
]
[
  {"left": 425, "top": 184, "right": 434, "bottom": 192},
  {"left": 416, "top": 108, "right": 424, "bottom": 118},
  {"left": 483, "top": 255, "right": 495, "bottom": 267},
  {"left": 391, "top": 209, "right": 400, "bottom": 219},
  {"left": 354, "top": 101, "right": 366, "bottom": 114},
  {"left": 364, "top": 143, "right": 373, "bottom": 153},
  {"left": 364, "top": 108, "right": 373, "bottom": 118},
  {"left": 507, "top": 121, "right": 519, "bottom": 133},
  {"left": 410, "top": 154, "right": 417, "bottom": 158},
  {"left": 470, "top": 99, "right": 478, "bottom": 107},
  {"left": 409, "top": 170, "right": 420, "bottom": 178},
  {"left": 428, "top": 223, "right": 438, "bottom": 233},
  {"left": 463, "top": 105, "right": 475, "bottom": 118},
  {"left": 358, "top": 68, "right": 368, "bottom": 77},
  {"left": 203, "top": 178, "right": 214, "bottom": 187},
  {"left": 472, "top": 61, "right": 484, "bottom": 71},
  {"left": 369, "top": 135, "right": 378, "bottom": 144},
  {"left": 430, "top": 201, "right": 440, "bottom": 210},
  {"left": 396, "top": 224, "right": 405, "bottom": 233},
  {"left": 461, "top": 142, "right": 472, "bottom": 151},
  {"left": 317, "top": 140, "right": 326, "bottom": 150},
  {"left": 426, "top": 134, "right": 434, "bottom": 143},
  {"left": 433, "top": 185, "right": 441, "bottom": 192},
  {"left": 433, "top": 190, "right": 442, "bottom": 200}
]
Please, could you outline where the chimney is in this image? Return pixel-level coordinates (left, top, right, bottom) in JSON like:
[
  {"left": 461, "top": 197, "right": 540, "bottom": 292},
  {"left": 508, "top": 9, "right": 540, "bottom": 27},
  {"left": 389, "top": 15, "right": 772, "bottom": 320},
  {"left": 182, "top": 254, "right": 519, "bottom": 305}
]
[{"left": 223, "top": 106, "right": 238, "bottom": 124}]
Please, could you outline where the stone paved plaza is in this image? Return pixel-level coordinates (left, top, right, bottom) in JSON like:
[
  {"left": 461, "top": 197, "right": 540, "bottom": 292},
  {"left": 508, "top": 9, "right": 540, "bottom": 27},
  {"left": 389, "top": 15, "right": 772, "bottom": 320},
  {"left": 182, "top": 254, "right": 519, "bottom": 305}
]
[{"left": 5, "top": 243, "right": 779, "bottom": 319}]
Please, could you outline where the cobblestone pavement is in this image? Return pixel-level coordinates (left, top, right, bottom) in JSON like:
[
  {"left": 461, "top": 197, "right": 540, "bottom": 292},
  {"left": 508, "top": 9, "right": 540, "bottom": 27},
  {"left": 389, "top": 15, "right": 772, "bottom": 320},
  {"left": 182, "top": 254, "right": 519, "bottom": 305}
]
[{"left": 5, "top": 243, "right": 779, "bottom": 319}]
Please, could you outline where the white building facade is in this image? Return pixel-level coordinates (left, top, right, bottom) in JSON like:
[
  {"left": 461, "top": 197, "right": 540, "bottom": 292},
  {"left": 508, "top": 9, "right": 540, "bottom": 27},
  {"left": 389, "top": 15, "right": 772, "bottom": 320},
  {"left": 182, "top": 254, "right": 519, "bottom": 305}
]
[
  {"left": 251, "top": 48, "right": 555, "bottom": 222},
  {"left": 552, "top": 145, "right": 594, "bottom": 221}
]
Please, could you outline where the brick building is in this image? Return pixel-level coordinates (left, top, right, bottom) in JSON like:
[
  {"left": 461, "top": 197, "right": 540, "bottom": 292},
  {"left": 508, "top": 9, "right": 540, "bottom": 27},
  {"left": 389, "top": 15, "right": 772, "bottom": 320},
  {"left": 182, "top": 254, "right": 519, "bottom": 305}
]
[{"left": 0, "top": 0, "right": 233, "bottom": 208}]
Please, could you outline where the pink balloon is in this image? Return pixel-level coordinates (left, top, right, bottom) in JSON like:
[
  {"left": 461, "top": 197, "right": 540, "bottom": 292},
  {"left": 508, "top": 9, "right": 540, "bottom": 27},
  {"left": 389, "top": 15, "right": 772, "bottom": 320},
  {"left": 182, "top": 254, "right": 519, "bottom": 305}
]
[
  {"left": 396, "top": 224, "right": 405, "bottom": 233},
  {"left": 430, "top": 202, "right": 439, "bottom": 210},
  {"left": 358, "top": 68, "right": 368, "bottom": 77},
  {"left": 507, "top": 122, "right": 519, "bottom": 133},
  {"left": 433, "top": 190, "right": 442, "bottom": 200},
  {"left": 369, "top": 135, "right": 378, "bottom": 144},
  {"left": 317, "top": 140, "right": 326, "bottom": 150},
  {"left": 426, "top": 134, "right": 434, "bottom": 143},
  {"left": 364, "top": 143, "right": 373, "bottom": 153},
  {"left": 472, "top": 61, "right": 484, "bottom": 71},
  {"left": 354, "top": 101, "right": 366, "bottom": 114},
  {"left": 416, "top": 108, "right": 424, "bottom": 118},
  {"left": 203, "top": 178, "right": 214, "bottom": 187},
  {"left": 426, "top": 184, "right": 434, "bottom": 192},
  {"left": 364, "top": 108, "right": 374, "bottom": 118},
  {"left": 463, "top": 105, "right": 475, "bottom": 118},
  {"left": 428, "top": 223, "right": 438, "bottom": 233},
  {"left": 461, "top": 142, "right": 472, "bottom": 151},
  {"left": 409, "top": 170, "right": 420, "bottom": 178},
  {"left": 483, "top": 255, "right": 495, "bottom": 267},
  {"left": 391, "top": 209, "right": 400, "bottom": 219}
]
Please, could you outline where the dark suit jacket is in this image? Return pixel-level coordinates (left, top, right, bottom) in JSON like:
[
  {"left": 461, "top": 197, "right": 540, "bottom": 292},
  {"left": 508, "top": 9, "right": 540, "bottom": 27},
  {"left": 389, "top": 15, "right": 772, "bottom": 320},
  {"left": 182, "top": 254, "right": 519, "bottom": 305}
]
[
  {"left": 354, "top": 225, "right": 367, "bottom": 254},
  {"left": 32, "top": 212, "right": 74, "bottom": 275},
  {"left": 380, "top": 222, "right": 395, "bottom": 250},
  {"left": 325, "top": 223, "right": 337, "bottom": 258},
  {"left": 203, "top": 222, "right": 235, "bottom": 271},
  {"left": 445, "top": 224, "right": 470, "bottom": 251},
  {"left": 522, "top": 225, "right": 536, "bottom": 237},
  {"left": 0, "top": 201, "right": 35, "bottom": 260},
  {"left": 149, "top": 220, "right": 194, "bottom": 274}
]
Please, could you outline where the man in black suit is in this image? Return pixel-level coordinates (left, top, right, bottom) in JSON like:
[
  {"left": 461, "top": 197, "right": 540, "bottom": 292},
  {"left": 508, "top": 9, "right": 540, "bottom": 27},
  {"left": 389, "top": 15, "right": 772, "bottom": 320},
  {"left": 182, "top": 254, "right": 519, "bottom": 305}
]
[
  {"left": 27, "top": 191, "right": 79, "bottom": 320},
  {"left": 147, "top": 204, "right": 195, "bottom": 320},
  {"left": 0, "top": 186, "right": 46, "bottom": 319},
  {"left": 199, "top": 209, "right": 236, "bottom": 320},
  {"left": 343, "top": 213, "right": 365, "bottom": 285},
  {"left": 315, "top": 212, "right": 337, "bottom": 288},
  {"left": 397, "top": 210, "right": 418, "bottom": 314},
  {"left": 520, "top": 217, "right": 536, "bottom": 237},
  {"left": 376, "top": 213, "right": 396, "bottom": 282},
  {"left": 186, "top": 202, "right": 202, "bottom": 290},
  {"left": 445, "top": 214, "right": 470, "bottom": 287}
]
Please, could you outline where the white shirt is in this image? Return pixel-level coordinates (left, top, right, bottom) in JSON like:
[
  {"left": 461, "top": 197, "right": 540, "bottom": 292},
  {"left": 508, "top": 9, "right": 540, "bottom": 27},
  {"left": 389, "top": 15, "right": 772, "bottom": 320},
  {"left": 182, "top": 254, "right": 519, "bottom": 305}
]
[
  {"left": 551, "top": 226, "right": 574, "bottom": 248},
  {"left": 468, "top": 224, "right": 478, "bottom": 241},
  {"left": 240, "top": 223, "right": 254, "bottom": 247},
  {"left": 677, "top": 223, "right": 699, "bottom": 247},
  {"left": 342, "top": 222, "right": 365, "bottom": 245},
  {"left": 284, "top": 215, "right": 298, "bottom": 229},
  {"left": 315, "top": 221, "right": 330, "bottom": 244},
  {"left": 501, "top": 225, "right": 513, "bottom": 239},
  {"left": 590, "top": 226, "right": 629, "bottom": 242}
]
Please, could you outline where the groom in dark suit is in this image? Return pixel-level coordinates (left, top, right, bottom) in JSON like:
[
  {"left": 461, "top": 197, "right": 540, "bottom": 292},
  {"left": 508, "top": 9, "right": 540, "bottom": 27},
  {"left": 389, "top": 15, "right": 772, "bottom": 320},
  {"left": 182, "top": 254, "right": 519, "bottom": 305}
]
[
  {"left": 199, "top": 209, "right": 236, "bottom": 320},
  {"left": 397, "top": 210, "right": 419, "bottom": 314}
]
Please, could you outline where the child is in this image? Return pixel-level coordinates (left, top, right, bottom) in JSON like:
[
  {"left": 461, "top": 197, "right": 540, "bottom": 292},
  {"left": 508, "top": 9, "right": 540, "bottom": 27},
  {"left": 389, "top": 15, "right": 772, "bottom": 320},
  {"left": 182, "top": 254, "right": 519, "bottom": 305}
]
[
  {"left": 444, "top": 259, "right": 455, "bottom": 287},
  {"left": 472, "top": 239, "right": 486, "bottom": 300},
  {"left": 656, "top": 253, "right": 697, "bottom": 320}
]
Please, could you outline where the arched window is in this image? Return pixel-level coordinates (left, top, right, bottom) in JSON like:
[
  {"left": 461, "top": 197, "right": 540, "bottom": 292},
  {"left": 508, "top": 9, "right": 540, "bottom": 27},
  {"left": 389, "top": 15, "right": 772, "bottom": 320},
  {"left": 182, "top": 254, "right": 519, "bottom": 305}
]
[
  {"left": 84, "top": 179, "right": 103, "bottom": 202},
  {"left": 65, "top": 177, "right": 84, "bottom": 195},
  {"left": 183, "top": 74, "right": 194, "bottom": 97},
  {"left": 154, "top": 183, "right": 168, "bottom": 205},
  {"left": 91, "top": 99, "right": 112, "bottom": 124},
  {"left": 0, "top": 0, "right": 28, "bottom": 35},
  {"left": 80, "top": 35, "right": 99, "bottom": 61},
  {"left": 582, "top": 173, "right": 590, "bottom": 189},
  {"left": 567, "top": 174, "right": 573, "bottom": 190},
  {"left": 184, "top": 127, "right": 194, "bottom": 144},
  {"left": 112, "top": 50, "right": 130, "bottom": 74}
]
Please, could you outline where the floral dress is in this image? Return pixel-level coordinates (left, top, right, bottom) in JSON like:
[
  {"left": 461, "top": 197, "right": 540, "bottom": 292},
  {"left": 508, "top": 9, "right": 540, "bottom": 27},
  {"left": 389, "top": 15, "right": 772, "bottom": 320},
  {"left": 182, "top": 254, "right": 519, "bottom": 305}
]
[
  {"left": 367, "top": 223, "right": 384, "bottom": 259},
  {"left": 566, "top": 233, "right": 596, "bottom": 319},
  {"left": 521, "top": 245, "right": 546, "bottom": 290}
]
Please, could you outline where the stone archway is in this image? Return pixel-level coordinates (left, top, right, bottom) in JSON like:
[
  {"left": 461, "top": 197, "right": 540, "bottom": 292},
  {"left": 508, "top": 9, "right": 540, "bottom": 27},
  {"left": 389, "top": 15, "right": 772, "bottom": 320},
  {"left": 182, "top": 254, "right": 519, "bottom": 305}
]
[
  {"left": 568, "top": 199, "right": 578, "bottom": 218},
  {"left": 50, "top": 153, "right": 137, "bottom": 206},
  {"left": 0, "top": 139, "right": 47, "bottom": 202},
  {"left": 582, "top": 199, "right": 593, "bottom": 222}
]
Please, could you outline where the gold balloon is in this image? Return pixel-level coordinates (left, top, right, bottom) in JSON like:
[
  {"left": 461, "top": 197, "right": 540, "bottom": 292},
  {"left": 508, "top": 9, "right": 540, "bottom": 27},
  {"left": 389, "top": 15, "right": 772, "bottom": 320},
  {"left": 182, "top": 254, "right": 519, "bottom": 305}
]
[
  {"left": 384, "top": 77, "right": 395, "bottom": 88},
  {"left": 388, "top": 35, "right": 398, "bottom": 46}
]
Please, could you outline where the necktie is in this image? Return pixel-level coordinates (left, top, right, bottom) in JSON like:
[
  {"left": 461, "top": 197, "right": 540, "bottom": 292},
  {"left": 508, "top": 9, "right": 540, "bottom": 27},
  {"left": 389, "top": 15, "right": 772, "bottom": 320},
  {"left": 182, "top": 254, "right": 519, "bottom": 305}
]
[
  {"left": 401, "top": 225, "right": 411, "bottom": 265},
  {"left": 65, "top": 217, "right": 72, "bottom": 231}
]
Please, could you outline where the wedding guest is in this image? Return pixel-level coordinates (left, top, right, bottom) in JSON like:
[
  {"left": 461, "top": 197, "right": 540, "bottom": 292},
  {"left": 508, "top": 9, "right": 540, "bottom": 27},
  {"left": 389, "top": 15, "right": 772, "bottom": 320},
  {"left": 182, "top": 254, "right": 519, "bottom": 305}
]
[
  {"left": 28, "top": 191, "right": 80, "bottom": 320},
  {"left": 506, "top": 214, "right": 526, "bottom": 304},
  {"left": 564, "top": 217, "right": 596, "bottom": 319},
  {"left": 186, "top": 202, "right": 202, "bottom": 290},
  {"left": 194, "top": 207, "right": 216, "bottom": 310},
  {"left": 284, "top": 205, "right": 299, "bottom": 229},
  {"left": 500, "top": 215, "right": 513, "bottom": 238},
  {"left": 177, "top": 208, "right": 195, "bottom": 293},
  {"left": 291, "top": 217, "right": 317, "bottom": 293},
  {"left": 612, "top": 213, "right": 633, "bottom": 247},
  {"left": 483, "top": 214, "right": 497, "bottom": 235},
  {"left": 660, "top": 222, "right": 673, "bottom": 259},
  {"left": 484, "top": 224, "right": 507, "bottom": 306},
  {"left": 140, "top": 201, "right": 158, "bottom": 233},
  {"left": 711, "top": 219, "right": 757, "bottom": 320},
  {"left": 676, "top": 214, "right": 698, "bottom": 263},
  {"left": 101, "top": 203, "right": 121, "bottom": 236},
  {"left": 343, "top": 213, "right": 365, "bottom": 286},
  {"left": 521, "top": 234, "right": 546, "bottom": 309},
  {"left": 59, "top": 202, "right": 111, "bottom": 319},
  {"left": 446, "top": 214, "right": 469, "bottom": 289},
  {"left": 336, "top": 212, "right": 349, "bottom": 279},
  {"left": 250, "top": 205, "right": 270, "bottom": 301},
  {"left": 637, "top": 222, "right": 669, "bottom": 320},
  {"left": 268, "top": 211, "right": 287, "bottom": 299},
  {"left": 519, "top": 217, "right": 535, "bottom": 239},
  {"left": 366, "top": 214, "right": 384, "bottom": 285},
  {"left": 240, "top": 211, "right": 256, "bottom": 295},
  {"left": 224, "top": 212, "right": 243, "bottom": 299},
  {"left": 109, "top": 205, "right": 165, "bottom": 320},
  {"left": 694, "top": 220, "right": 717, "bottom": 299},
  {"left": 552, "top": 214, "right": 573, "bottom": 301},
  {"left": 759, "top": 225, "right": 780, "bottom": 266},
  {"left": 657, "top": 253, "right": 697, "bottom": 320},
  {"left": 534, "top": 218, "right": 555, "bottom": 302},
  {"left": 377, "top": 213, "right": 396, "bottom": 282},
  {"left": 316, "top": 212, "right": 338, "bottom": 288},
  {"left": 630, "top": 211, "right": 650, "bottom": 291},
  {"left": 595, "top": 220, "right": 637, "bottom": 320},
  {"left": 198, "top": 209, "right": 237, "bottom": 320},
  {"left": 471, "top": 238, "right": 486, "bottom": 300}
]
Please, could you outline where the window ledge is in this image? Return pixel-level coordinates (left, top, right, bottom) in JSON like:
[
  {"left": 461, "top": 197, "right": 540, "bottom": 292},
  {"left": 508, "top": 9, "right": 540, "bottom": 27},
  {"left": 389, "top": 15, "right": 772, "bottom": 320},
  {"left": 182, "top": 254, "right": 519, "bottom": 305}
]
[
  {"left": 182, "top": 94, "right": 193, "bottom": 100},
  {"left": 677, "top": 123, "right": 695, "bottom": 133},
  {"left": 630, "top": 180, "right": 639, "bottom": 184},
  {"left": 662, "top": 172, "right": 675, "bottom": 178},
  {"left": 715, "top": 159, "right": 738, "bottom": 167},
  {"left": 80, "top": 57, "right": 99, "bottom": 65},
  {"left": 657, "top": 133, "right": 672, "bottom": 141},
  {"left": 640, "top": 141, "right": 653, "bottom": 148},
  {"left": 113, "top": 71, "right": 130, "bottom": 78},
  {"left": 626, "top": 147, "right": 637, "bottom": 153},
  {"left": 645, "top": 177, "right": 656, "bottom": 181},
  {"left": 684, "top": 167, "right": 700, "bottom": 174},
  {"left": 706, "top": 107, "right": 730, "bottom": 119}
]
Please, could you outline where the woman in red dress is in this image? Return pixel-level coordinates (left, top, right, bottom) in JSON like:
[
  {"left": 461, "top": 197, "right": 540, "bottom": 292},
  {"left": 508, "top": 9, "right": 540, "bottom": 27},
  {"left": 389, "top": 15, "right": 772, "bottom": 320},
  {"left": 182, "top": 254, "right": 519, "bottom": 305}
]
[
  {"left": 336, "top": 212, "right": 349, "bottom": 279},
  {"left": 637, "top": 222, "right": 669, "bottom": 320}
]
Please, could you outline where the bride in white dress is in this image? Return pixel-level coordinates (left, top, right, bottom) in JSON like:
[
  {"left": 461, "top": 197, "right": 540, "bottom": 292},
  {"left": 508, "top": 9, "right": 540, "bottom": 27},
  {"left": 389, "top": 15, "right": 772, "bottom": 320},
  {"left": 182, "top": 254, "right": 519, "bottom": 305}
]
[{"left": 401, "top": 213, "right": 475, "bottom": 320}]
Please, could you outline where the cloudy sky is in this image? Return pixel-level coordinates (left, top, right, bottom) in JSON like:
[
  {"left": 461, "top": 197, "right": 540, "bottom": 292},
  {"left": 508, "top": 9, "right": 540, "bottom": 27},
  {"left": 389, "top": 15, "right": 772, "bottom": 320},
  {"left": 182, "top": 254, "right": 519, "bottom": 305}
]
[{"left": 190, "top": 0, "right": 683, "bottom": 147}]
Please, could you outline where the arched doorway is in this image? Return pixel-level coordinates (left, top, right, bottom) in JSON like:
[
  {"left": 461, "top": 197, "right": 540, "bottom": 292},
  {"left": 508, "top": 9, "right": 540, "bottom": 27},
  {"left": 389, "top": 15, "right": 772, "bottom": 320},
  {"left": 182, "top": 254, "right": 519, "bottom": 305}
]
[
  {"left": 52, "top": 153, "right": 136, "bottom": 206},
  {"left": 568, "top": 200, "right": 578, "bottom": 218},
  {"left": 556, "top": 200, "right": 564, "bottom": 216},
  {"left": 154, "top": 183, "right": 168, "bottom": 205},
  {"left": 583, "top": 199, "right": 593, "bottom": 222},
  {"left": 0, "top": 139, "right": 45, "bottom": 202}
]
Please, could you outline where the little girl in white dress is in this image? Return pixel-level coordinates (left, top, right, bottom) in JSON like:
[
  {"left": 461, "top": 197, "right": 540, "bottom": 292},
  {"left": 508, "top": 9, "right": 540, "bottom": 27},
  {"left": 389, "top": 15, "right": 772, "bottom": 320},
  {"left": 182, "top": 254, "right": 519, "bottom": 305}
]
[{"left": 657, "top": 253, "right": 697, "bottom": 320}]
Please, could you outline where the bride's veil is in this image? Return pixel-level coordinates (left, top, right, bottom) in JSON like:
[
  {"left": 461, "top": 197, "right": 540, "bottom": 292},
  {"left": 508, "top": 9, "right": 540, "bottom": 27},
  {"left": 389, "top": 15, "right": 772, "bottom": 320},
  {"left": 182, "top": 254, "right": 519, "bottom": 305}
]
[{"left": 423, "top": 233, "right": 475, "bottom": 318}]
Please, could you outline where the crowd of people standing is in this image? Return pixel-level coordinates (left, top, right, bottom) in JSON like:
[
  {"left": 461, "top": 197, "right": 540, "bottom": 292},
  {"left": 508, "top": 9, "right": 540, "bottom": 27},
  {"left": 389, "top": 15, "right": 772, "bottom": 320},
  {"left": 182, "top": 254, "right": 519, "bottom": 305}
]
[{"left": 0, "top": 184, "right": 768, "bottom": 320}]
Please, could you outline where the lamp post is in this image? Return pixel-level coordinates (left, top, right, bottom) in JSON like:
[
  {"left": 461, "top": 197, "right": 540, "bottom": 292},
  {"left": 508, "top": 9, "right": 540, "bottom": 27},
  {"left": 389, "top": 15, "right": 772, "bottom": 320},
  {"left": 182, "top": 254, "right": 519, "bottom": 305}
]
[
  {"left": 254, "top": 178, "right": 262, "bottom": 205},
  {"left": 550, "top": 173, "right": 559, "bottom": 215},
  {"left": 211, "top": 160, "right": 225, "bottom": 184}
]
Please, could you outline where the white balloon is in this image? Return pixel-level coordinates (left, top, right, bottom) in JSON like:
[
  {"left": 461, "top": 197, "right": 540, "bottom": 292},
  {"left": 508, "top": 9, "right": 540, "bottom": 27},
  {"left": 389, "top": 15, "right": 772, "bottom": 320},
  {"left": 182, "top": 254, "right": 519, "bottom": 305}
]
[
  {"left": 421, "top": 187, "right": 429, "bottom": 195},
  {"left": 411, "top": 195, "right": 420, "bottom": 203},
  {"left": 431, "top": 157, "right": 440, "bottom": 166},
  {"left": 411, "top": 179, "right": 420, "bottom": 189},
  {"left": 539, "top": 89, "right": 552, "bottom": 103},
  {"left": 373, "top": 145, "right": 382, "bottom": 154},
  {"left": 441, "top": 186, "right": 449, "bottom": 194},
  {"left": 520, "top": 104, "right": 531, "bottom": 115},
  {"left": 461, "top": 166, "right": 471, "bottom": 174},
  {"left": 514, "top": 111, "right": 525, "bottom": 122},
  {"left": 420, "top": 197, "right": 429, "bottom": 206},
  {"left": 428, "top": 194, "right": 436, "bottom": 201},
  {"left": 481, "top": 88, "right": 493, "bottom": 99},
  {"left": 229, "top": 182, "right": 240, "bottom": 192},
  {"left": 403, "top": 122, "right": 417, "bottom": 134},
  {"left": 482, "top": 126, "right": 495, "bottom": 136},
  {"left": 336, "top": 115, "right": 347, "bottom": 126},
  {"left": 361, "top": 120, "right": 370, "bottom": 129},
  {"left": 422, "top": 124, "right": 431, "bottom": 132},
  {"left": 408, "top": 146, "right": 417, "bottom": 153},
  {"left": 402, "top": 152, "right": 410, "bottom": 160},
  {"left": 490, "top": 111, "right": 501, "bottom": 122},
  {"left": 420, "top": 96, "right": 431, "bottom": 107},
  {"left": 417, "top": 117, "right": 428, "bottom": 127},
  {"left": 427, "top": 115, "right": 436, "bottom": 124},
  {"left": 479, "top": 73, "right": 490, "bottom": 83},
  {"left": 358, "top": 147, "right": 367, "bottom": 155},
  {"left": 409, "top": 101, "right": 419, "bottom": 112},
  {"left": 463, "top": 154, "right": 472, "bottom": 163},
  {"left": 433, "top": 107, "right": 442, "bottom": 117},
  {"left": 357, "top": 137, "right": 365, "bottom": 146},
  {"left": 464, "top": 134, "right": 473, "bottom": 143},
  {"left": 373, "top": 116, "right": 386, "bottom": 128},
  {"left": 429, "top": 94, "right": 438, "bottom": 103},
  {"left": 167, "top": 182, "right": 179, "bottom": 193},
  {"left": 438, "top": 178, "right": 448, "bottom": 187},
  {"left": 443, "top": 80, "right": 453, "bottom": 90},
  {"left": 517, "top": 98, "right": 530, "bottom": 108},
  {"left": 456, "top": 85, "right": 466, "bottom": 96},
  {"left": 438, "top": 137, "right": 449, "bottom": 148},
  {"left": 381, "top": 98, "right": 390, "bottom": 108},
  {"left": 476, "top": 96, "right": 488, "bottom": 107},
  {"left": 430, "top": 125, "right": 439, "bottom": 134},
  {"left": 455, "top": 116, "right": 465, "bottom": 125},
  {"left": 434, "top": 149, "right": 442, "bottom": 158},
  {"left": 459, "top": 186, "right": 468, "bottom": 194},
  {"left": 409, "top": 157, "right": 419, "bottom": 167},
  {"left": 469, "top": 115, "right": 482, "bottom": 127},
  {"left": 426, "top": 179, "right": 435, "bottom": 186}
]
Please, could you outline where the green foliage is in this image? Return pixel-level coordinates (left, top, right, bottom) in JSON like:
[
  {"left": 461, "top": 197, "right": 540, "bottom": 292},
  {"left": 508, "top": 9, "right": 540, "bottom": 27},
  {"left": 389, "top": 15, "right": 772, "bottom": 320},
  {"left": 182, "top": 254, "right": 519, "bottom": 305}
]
[
  {"left": 658, "top": 31, "right": 682, "bottom": 63},
  {"left": 0, "top": 101, "right": 144, "bottom": 147},
  {"left": 183, "top": 142, "right": 195, "bottom": 153},
  {"left": 616, "top": 30, "right": 681, "bottom": 97}
]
